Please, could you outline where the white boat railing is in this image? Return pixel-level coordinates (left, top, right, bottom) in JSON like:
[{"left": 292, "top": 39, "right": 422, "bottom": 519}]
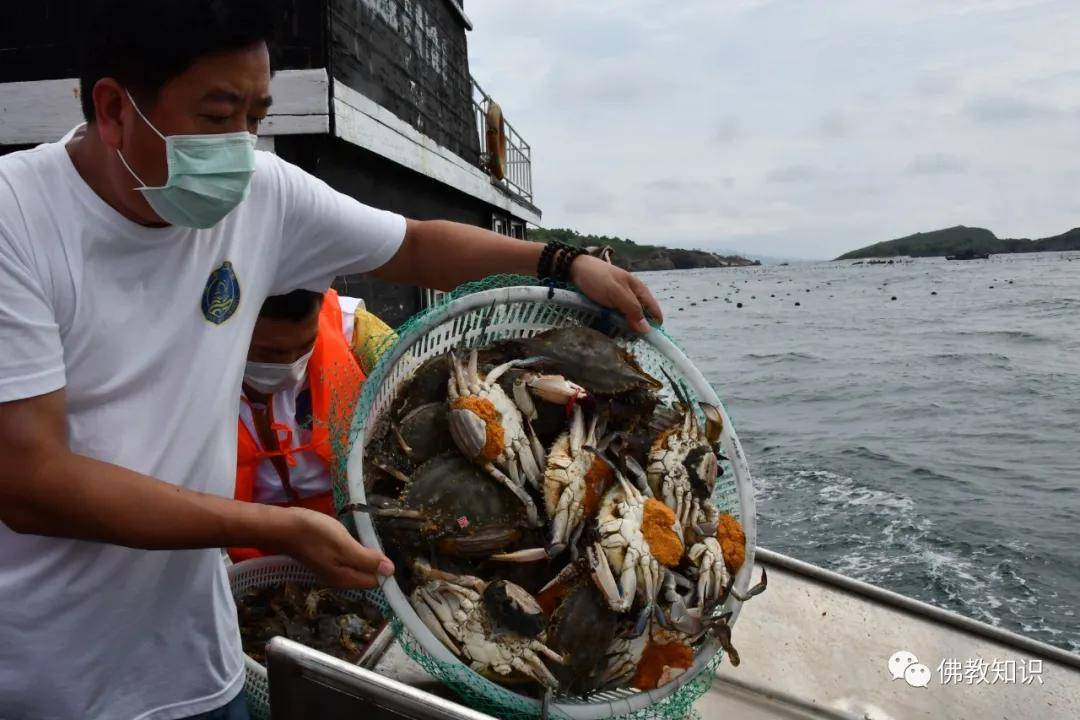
[{"left": 471, "top": 76, "right": 533, "bottom": 204}]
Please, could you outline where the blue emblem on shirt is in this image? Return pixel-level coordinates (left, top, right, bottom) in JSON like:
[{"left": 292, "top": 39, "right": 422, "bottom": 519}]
[{"left": 201, "top": 261, "right": 241, "bottom": 325}]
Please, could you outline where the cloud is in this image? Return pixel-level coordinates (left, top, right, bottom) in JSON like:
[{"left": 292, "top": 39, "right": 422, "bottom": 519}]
[
  {"left": 466, "top": 0, "right": 1080, "bottom": 259},
  {"left": 766, "top": 164, "right": 818, "bottom": 183},
  {"left": 906, "top": 153, "right": 969, "bottom": 175},
  {"left": 913, "top": 74, "right": 958, "bottom": 98},
  {"left": 964, "top": 96, "right": 1060, "bottom": 124},
  {"left": 815, "top": 112, "right": 851, "bottom": 139},
  {"left": 563, "top": 187, "right": 617, "bottom": 215},
  {"left": 713, "top": 116, "right": 742, "bottom": 143}
]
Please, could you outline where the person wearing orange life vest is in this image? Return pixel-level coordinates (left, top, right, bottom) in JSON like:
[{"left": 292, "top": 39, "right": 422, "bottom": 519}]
[{"left": 228, "top": 287, "right": 394, "bottom": 561}]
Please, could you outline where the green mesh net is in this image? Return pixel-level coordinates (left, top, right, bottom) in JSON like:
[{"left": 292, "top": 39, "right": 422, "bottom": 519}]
[{"left": 327, "top": 274, "right": 738, "bottom": 720}]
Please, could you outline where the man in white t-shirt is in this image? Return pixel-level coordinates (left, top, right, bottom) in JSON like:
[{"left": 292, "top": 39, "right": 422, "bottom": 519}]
[{"left": 0, "top": 2, "right": 661, "bottom": 719}]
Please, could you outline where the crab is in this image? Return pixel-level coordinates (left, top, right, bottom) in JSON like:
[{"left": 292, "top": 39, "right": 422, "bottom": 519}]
[
  {"left": 409, "top": 561, "right": 564, "bottom": 689},
  {"left": 447, "top": 349, "right": 546, "bottom": 525},
  {"left": 646, "top": 397, "right": 725, "bottom": 539},
  {"left": 681, "top": 509, "right": 751, "bottom": 609},
  {"left": 589, "top": 466, "right": 684, "bottom": 618},
  {"left": 542, "top": 405, "right": 613, "bottom": 557},
  {"left": 655, "top": 568, "right": 767, "bottom": 670},
  {"left": 534, "top": 562, "right": 624, "bottom": 695},
  {"left": 351, "top": 453, "right": 544, "bottom": 561},
  {"left": 505, "top": 326, "right": 663, "bottom": 398},
  {"left": 599, "top": 566, "right": 767, "bottom": 690}
]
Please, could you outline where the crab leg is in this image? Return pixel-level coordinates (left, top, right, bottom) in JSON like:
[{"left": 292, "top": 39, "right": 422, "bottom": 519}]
[
  {"left": 412, "top": 593, "right": 462, "bottom": 655},
  {"left": 526, "top": 420, "right": 546, "bottom": 477},
  {"left": 490, "top": 547, "right": 549, "bottom": 562},
  {"left": 622, "top": 455, "right": 654, "bottom": 498},
  {"left": 512, "top": 376, "right": 538, "bottom": 420},
  {"left": 484, "top": 355, "right": 544, "bottom": 385},
  {"left": 484, "top": 463, "right": 540, "bottom": 527},
  {"left": 515, "top": 437, "right": 543, "bottom": 488},
  {"left": 568, "top": 404, "right": 585, "bottom": 455},
  {"left": 466, "top": 349, "right": 481, "bottom": 393},
  {"left": 448, "top": 351, "right": 469, "bottom": 400},
  {"left": 587, "top": 544, "right": 625, "bottom": 611},
  {"left": 511, "top": 651, "right": 560, "bottom": 689}
]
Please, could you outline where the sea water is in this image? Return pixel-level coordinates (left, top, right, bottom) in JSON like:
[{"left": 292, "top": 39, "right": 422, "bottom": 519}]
[{"left": 641, "top": 251, "right": 1080, "bottom": 652}]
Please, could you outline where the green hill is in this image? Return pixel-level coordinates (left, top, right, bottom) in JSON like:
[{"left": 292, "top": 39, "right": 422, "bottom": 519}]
[
  {"left": 836, "top": 225, "right": 1080, "bottom": 260},
  {"left": 528, "top": 227, "right": 758, "bottom": 271}
]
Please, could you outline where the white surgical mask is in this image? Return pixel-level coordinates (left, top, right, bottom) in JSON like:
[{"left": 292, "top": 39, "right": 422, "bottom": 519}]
[
  {"left": 244, "top": 349, "right": 313, "bottom": 395},
  {"left": 117, "top": 90, "right": 257, "bottom": 229}
]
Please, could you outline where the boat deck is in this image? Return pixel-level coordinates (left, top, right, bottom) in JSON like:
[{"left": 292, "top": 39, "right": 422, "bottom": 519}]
[{"left": 373, "top": 549, "right": 1080, "bottom": 719}]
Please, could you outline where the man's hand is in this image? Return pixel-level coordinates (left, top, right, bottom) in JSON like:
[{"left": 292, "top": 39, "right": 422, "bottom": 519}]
[
  {"left": 272, "top": 507, "right": 394, "bottom": 588},
  {"left": 569, "top": 254, "right": 664, "bottom": 333}
]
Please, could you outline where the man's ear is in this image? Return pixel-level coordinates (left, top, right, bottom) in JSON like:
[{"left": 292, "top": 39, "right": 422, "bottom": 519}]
[{"left": 91, "top": 78, "right": 127, "bottom": 150}]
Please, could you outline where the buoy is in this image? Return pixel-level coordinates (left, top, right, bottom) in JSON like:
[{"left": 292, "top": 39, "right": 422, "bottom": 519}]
[
  {"left": 794, "top": 301, "right": 801, "bottom": 307},
  {"left": 891, "top": 296, "right": 897, "bottom": 301},
  {"left": 931, "top": 291, "right": 937, "bottom": 296},
  {"left": 736, "top": 303, "right": 743, "bottom": 308},
  {"left": 484, "top": 101, "right": 507, "bottom": 180}
]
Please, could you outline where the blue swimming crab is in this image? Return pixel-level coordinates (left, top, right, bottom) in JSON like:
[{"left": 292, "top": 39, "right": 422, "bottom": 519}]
[{"left": 409, "top": 560, "right": 564, "bottom": 689}]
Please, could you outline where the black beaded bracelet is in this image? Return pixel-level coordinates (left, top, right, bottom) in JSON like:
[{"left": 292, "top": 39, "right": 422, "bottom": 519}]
[
  {"left": 537, "top": 241, "right": 561, "bottom": 279},
  {"left": 538, "top": 240, "right": 585, "bottom": 281},
  {"left": 555, "top": 246, "right": 580, "bottom": 280}
]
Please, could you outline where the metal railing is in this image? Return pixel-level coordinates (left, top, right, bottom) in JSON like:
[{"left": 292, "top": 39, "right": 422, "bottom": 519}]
[{"left": 471, "top": 76, "right": 533, "bottom": 203}]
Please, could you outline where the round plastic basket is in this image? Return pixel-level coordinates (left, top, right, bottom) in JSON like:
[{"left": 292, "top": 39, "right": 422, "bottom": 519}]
[
  {"left": 227, "top": 555, "right": 390, "bottom": 720},
  {"left": 344, "top": 280, "right": 757, "bottom": 720}
]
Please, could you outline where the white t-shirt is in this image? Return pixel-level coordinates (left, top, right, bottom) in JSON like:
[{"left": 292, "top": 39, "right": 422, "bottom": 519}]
[
  {"left": 0, "top": 139, "right": 405, "bottom": 720},
  {"left": 238, "top": 296, "right": 358, "bottom": 504}
]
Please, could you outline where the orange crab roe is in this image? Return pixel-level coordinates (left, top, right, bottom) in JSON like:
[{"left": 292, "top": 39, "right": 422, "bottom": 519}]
[
  {"left": 642, "top": 498, "right": 684, "bottom": 567},
  {"left": 580, "top": 456, "right": 614, "bottom": 520},
  {"left": 632, "top": 640, "right": 694, "bottom": 690},
  {"left": 716, "top": 513, "right": 746, "bottom": 574},
  {"left": 450, "top": 396, "right": 504, "bottom": 462}
]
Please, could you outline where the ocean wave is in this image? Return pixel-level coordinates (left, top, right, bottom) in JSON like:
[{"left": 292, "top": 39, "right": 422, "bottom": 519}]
[
  {"left": 744, "top": 351, "right": 825, "bottom": 363},
  {"left": 754, "top": 458, "right": 1076, "bottom": 650},
  {"left": 951, "top": 329, "right": 1050, "bottom": 343}
]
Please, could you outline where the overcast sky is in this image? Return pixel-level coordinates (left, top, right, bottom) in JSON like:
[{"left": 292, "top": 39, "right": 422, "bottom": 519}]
[{"left": 464, "top": 0, "right": 1080, "bottom": 259}]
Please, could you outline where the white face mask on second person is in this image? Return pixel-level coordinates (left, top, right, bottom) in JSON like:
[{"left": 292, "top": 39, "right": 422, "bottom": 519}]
[{"left": 243, "top": 349, "right": 313, "bottom": 395}]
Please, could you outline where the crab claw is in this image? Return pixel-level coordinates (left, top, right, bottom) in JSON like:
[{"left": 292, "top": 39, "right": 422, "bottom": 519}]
[
  {"left": 728, "top": 566, "right": 768, "bottom": 602},
  {"left": 709, "top": 611, "right": 741, "bottom": 667},
  {"left": 700, "top": 402, "right": 724, "bottom": 443},
  {"left": 527, "top": 374, "right": 588, "bottom": 405}
]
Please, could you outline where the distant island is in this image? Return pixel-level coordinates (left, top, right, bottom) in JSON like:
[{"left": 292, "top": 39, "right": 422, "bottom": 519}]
[
  {"left": 529, "top": 227, "right": 760, "bottom": 271},
  {"left": 836, "top": 225, "right": 1080, "bottom": 260}
]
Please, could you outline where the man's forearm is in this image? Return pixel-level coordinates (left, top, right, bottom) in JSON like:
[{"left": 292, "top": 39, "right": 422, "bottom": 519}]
[
  {"left": 374, "top": 219, "right": 543, "bottom": 291},
  {"left": 3, "top": 450, "right": 293, "bottom": 551}
]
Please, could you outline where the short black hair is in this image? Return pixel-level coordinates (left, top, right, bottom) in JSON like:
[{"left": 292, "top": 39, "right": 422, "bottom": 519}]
[
  {"left": 79, "top": 0, "right": 282, "bottom": 122},
  {"left": 259, "top": 290, "right": 324, "bottom": 322}
]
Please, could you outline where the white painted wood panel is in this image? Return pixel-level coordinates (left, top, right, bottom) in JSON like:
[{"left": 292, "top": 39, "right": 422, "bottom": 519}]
[{"left": 0, "top": 68, "right": 329, "bottom": 145}]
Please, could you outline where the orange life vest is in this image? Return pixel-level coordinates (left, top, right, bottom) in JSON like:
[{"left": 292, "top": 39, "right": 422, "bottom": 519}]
[{"left": 228, "top": 289, "right": 364, "bottom": 562}]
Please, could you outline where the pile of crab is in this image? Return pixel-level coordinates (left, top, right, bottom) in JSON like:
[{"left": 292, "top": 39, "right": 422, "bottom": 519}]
[{"left": 358, "top": 326, "right": 767, "bottom": 699}]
